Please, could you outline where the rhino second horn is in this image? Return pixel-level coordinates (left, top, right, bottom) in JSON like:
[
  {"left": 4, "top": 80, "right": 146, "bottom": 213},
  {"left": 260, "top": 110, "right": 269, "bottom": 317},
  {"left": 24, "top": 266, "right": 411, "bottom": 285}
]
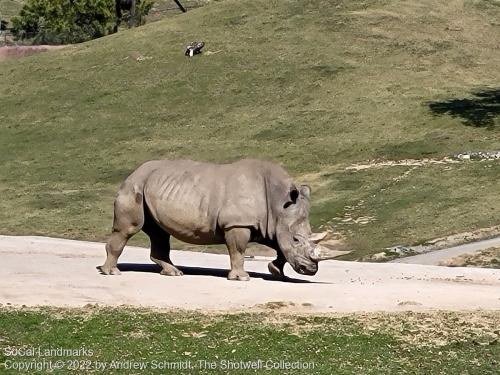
[
  {"left": 311, "top": 244, "right": 339, "bottom": 261},
  {"left": 309, "top": 231, "right": 328, "bottom": 244}
]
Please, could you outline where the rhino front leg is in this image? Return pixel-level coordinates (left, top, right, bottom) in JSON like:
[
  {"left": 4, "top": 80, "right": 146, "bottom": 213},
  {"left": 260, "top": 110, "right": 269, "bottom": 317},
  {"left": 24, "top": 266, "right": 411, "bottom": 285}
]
[
  {"left": 268, "top": 251, "right": 286, "bottom": 278},
  {"left": 225, "top": 227, "right": 251, "bottom": 281}
]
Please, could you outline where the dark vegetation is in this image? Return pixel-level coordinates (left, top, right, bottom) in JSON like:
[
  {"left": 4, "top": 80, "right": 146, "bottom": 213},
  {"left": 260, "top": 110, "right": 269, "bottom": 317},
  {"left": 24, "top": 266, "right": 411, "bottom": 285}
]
[{"left": 9, "top": 0, "right": 153, "bottom": 44}]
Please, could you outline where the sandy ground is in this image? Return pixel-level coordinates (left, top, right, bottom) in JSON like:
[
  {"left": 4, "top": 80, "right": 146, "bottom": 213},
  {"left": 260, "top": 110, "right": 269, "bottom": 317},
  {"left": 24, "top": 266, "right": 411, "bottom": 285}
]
[{"left": 1, "top": 235, "right": 499, "bottom": 313}]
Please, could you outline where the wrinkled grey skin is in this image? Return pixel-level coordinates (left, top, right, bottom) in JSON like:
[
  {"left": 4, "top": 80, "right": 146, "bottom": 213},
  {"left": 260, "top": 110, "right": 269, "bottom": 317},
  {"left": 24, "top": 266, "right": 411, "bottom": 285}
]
[{"left": 98, "top": 159, "right": 333, "bottom": 281}]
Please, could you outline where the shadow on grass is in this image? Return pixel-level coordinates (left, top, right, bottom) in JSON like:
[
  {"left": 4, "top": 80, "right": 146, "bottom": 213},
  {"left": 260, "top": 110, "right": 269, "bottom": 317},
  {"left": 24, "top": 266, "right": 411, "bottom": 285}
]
[
  {"left": 428, "top": 88, "right": 500, "bottom": 128},
  {"left": 115, "top": 263, "right": 325, "bottom": 284}
]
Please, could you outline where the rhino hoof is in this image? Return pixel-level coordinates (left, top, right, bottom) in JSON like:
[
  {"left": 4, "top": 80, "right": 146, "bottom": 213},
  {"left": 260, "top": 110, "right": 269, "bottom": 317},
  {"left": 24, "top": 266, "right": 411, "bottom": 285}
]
[
  {"left": 268, "top": 261, "right": 284, "bottom": 278},
  {"left": 227, "top": 270, "right": 250, "bottom": 281},
  {"left": 160, "top": 268, "right": 184, "bottom": 276},
  {"left": 97, "top": 265, "right": 121, "bottom": 275}
]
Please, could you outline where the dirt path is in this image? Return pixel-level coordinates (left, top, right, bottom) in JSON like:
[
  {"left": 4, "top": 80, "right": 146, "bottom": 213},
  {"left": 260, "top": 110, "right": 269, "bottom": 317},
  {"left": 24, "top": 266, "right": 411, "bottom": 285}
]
[
  {"left": 0, "top": 45, "right": 66, "bottom": 61},
  {"left": 1, "top": 235, "right": 499, "bottom": 312},
  {"left": 391, "top": 236, "right": 500, "bottom": 265}
]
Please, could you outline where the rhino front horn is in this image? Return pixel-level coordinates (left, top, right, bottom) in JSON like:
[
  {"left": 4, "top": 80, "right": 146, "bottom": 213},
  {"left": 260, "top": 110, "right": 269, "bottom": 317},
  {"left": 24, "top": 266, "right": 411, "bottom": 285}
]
[{"left": 311, "top": 244, "right": 342, "bottom": 261}]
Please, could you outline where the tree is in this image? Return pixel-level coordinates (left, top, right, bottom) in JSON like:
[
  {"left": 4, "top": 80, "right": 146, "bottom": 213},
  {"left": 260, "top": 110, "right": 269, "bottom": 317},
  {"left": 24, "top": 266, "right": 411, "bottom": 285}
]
[
  {"left": 114, "top": 0, "right": 154, "bottom": 32},
  {"left": 1, "top": 19, "right": 8, "bottom": 32},
  {"left": 11, "top": 0, "right": 152, "bottom": 45}
]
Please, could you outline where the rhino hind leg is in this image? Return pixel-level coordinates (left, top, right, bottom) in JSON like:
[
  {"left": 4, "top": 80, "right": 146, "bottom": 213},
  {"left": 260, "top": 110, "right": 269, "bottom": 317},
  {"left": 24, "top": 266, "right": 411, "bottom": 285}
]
[
  {"left": 225, "top": 227, "right": 251, "bottom": 281},
  {"left": 142, "top": 205, "right": 183, "bottom": 276},
  {"left": 150, "top": 237, "right": 183, "bottom": 276},
  {"left": 99, "top": 190, "right": 144, "bottom": 275}
]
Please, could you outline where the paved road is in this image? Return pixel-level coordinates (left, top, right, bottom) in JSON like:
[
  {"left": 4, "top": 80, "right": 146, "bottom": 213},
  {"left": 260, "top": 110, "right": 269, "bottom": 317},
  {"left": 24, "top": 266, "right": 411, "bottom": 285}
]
[
  {"left": 391, "top": 237, "right": 500, "bottom": 265},
  {"left": 1, "top": 236, "right": 499, "bottom": 312}
]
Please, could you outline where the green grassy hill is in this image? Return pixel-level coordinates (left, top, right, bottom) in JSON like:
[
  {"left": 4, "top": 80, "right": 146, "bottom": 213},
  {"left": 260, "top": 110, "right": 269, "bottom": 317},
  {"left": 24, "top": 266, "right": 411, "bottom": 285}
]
[{"left": 1, "top": 0, "right": 499, "bottom": 259}]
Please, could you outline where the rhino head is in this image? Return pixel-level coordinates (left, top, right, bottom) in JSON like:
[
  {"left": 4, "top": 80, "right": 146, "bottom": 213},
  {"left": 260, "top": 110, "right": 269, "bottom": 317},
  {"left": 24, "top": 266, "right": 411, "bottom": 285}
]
[{"left": 275, "top": 185, "right": 336, "bottom": 275}]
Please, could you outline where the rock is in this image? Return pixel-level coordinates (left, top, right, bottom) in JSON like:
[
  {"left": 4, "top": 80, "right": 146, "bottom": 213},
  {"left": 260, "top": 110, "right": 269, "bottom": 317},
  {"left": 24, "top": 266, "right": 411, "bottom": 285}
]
[
  {"left": 453, "top": 151, "right": 500, "bottom": 160},
  {"left": 386, "top": 245, "right": 413, "bottom": 255},
  {"left": 371, "top": 252, "right": 388, "bottom": 261},
  {"left": 397, "top": 300, "right": 423, "bottom": 306}
]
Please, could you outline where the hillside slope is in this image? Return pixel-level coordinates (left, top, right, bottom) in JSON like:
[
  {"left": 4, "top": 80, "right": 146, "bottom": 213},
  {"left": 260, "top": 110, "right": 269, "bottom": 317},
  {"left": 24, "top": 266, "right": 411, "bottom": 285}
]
[{"left": 0, "top": 0, "right": 499, "bottom": 259}]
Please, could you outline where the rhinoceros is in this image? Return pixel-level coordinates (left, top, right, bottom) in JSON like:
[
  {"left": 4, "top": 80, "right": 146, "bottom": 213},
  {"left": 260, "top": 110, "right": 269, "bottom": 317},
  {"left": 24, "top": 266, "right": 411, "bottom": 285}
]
[{"left": 98, "top": 159, "right": 336, "bottom": 280}]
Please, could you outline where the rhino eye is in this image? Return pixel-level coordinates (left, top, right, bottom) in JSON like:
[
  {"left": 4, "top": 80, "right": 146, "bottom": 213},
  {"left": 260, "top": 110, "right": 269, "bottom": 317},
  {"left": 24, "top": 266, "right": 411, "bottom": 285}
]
[{"left": 292, "top": 236, "right": 299, "bottom": 243}]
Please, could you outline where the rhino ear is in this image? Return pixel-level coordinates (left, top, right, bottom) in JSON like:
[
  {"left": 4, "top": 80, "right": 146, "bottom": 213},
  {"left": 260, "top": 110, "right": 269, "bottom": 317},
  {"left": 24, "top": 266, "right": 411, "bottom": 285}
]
[
  {"left": 299, "top": 185, "right": 311, "bottom": 199},
  {"left": 283, "top": 187, "right": 299, "bottom": 209}
]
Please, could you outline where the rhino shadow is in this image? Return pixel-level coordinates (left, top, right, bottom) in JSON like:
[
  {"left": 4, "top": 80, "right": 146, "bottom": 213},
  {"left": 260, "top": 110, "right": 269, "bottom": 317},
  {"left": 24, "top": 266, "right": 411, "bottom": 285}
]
[{"left": 116, "top": 263, "right": 327, "bottom": 284}]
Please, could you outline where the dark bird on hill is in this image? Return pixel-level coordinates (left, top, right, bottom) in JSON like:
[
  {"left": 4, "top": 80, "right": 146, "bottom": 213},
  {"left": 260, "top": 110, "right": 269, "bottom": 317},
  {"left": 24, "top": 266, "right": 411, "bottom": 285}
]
[{"left": 185, "top": 41, "right": 205, "bottom": 57}]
